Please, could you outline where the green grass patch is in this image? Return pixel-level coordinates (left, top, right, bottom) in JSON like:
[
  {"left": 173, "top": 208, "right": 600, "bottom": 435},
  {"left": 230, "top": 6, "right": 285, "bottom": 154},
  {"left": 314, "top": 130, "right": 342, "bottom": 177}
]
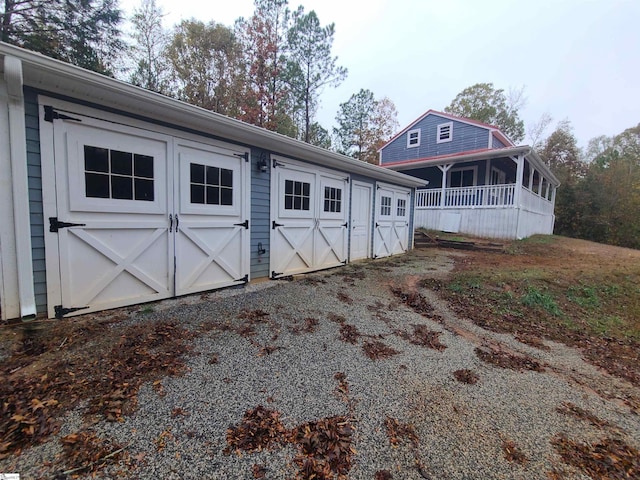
[
  {"left": 567, "top": 285, "right": 600, "bottom": 308},
  {"left": 521, "top": 286, "right": 562, "bottom": 316}
]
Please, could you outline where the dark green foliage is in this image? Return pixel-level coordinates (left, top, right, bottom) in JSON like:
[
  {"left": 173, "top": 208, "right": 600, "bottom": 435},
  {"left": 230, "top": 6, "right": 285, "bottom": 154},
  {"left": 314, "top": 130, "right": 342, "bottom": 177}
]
[
  {"left": 445, "top": 82, "right": 525, "bottom": 143},
  {"left": 1, "top": 0, "right": 123, "bottom": 75}
]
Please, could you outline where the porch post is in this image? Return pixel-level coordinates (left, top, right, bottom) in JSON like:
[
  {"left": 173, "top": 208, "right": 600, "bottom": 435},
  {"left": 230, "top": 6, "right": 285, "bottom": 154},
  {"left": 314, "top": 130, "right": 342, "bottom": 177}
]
[
  {"left": 513, "top": 154, "right": 524, "bottom": 208},
  {"left": 437, "top": 164, "right": 451, "bottom": 208},
  {"left": 528, "top": 164, "right": 534, "bottom": 190}
]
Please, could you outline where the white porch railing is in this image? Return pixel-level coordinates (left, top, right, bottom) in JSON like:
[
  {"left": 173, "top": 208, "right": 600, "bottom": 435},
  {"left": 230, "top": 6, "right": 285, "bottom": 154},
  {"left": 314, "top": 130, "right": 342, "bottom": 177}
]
[
  {"left": 415, "top": 184, "right": 554, "bottom": 215},
  {"left": 520, "top": 186, "right": 554, "bottom": 215},
  {"left": 416, "top": 184, "right": 516, "bottom": 208}
]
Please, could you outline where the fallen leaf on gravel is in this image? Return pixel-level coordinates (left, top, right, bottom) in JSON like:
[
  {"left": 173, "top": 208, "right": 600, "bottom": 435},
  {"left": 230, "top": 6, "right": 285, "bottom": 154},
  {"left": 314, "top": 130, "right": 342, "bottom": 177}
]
[
  {"left": 453, "top": 369, "right": 479, "bottom": 384},
  {"left": 551, "top": 433, "right": 639, "bottom": 478},
  {"left": 252, "top": 463, "right": 267, "bottom": 478},
  {"left": 474, "top": 346, "right": 544, "bottom": 372},
  {"left": 362, "top": 341, "right": 400, "bottom": 360},
  {"left": 502, "top": 439, "right": 528, "bottom": 464}
]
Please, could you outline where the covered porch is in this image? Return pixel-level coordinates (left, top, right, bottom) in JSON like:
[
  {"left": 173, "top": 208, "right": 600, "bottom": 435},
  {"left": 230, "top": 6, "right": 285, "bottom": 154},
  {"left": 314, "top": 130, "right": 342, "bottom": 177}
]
[{"left": 386, "top": 147, "right": 560, "bottom": 239}]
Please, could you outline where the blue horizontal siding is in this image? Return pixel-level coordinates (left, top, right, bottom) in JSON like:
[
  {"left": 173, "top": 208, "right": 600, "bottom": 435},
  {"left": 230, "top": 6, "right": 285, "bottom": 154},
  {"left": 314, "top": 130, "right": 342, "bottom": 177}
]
[
  {"left": 492, "top": 136, "right": 506, "bottom": 149},
  {"left": 250, "top": 147, "right": 270, "bottom": 280},
  {"left": 381, "top": 113, "right": 490, "bottom": 164}
]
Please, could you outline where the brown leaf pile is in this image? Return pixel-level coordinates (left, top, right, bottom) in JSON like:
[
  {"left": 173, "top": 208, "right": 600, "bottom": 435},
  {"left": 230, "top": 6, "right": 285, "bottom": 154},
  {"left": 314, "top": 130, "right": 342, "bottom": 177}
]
[
  {"left": 384, "top": 416, "right": 418, "bottom": 448},
  {"left": 291, "top": 416, "right": 355, "bottom": 479},
  {"left": 59, "top": 429, "right": 126, "bottom": 476},
  {"left": 408, "top": 325, "right": 446, "bottom": 351},
  {"left": 453, "top": 369, "right": 479, "bottom": 385},
  {"left": 502, "top": 439, "right": 528, "bottom": 464},
  {"left": 551, "top": 433, "right": 639, "bottom": 479},
  {"left": 362, "top": 341, "right": 400, "bottom": 360},
  {"left": 0, "top": 320, "right": 192, "bottom": 458},
  {"left": 555, "top": 402, "right": 610, "bottom": 428},
  {"left": 224, "top": 406, "right": 287, "bottom": 454},
  {"left": 289, "top": 317, "right": 320, "bottom": 335},
  {"left": 339, "top": 324, "right": 361, "bottom": 344},
  {"left": 226, "top": 406, "right": 355, "bottom": 480},
  {"left": 375, "top": 470, "right": 393, "bottom": 480},
  {"left": 337, "top": 292, "right": 353, "bottom": 304},
  {"left": 474, "top": 346, "right": 545, "bottom": 372}
]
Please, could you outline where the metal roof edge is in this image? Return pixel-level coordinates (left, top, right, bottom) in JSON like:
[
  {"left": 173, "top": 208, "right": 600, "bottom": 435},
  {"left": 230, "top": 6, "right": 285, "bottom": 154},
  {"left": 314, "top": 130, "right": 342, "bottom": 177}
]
[
  {"left": 384, "top": 145, "right": 560, "bottom": 186},
  {"left": 0, "top": 42, "right": 425, "bottom": 188}
]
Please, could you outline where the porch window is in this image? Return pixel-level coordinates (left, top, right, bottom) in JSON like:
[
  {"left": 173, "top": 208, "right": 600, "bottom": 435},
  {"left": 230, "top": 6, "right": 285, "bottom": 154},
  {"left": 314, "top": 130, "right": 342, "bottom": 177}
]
[
  {"left": 407, "top": 129, "right": 421, "bottom": 148},
  {"left": 437, "top": 122, "right": 453, "bottom": 143},
  {"left": 447, "top": 166, "right": 477, "bottom": 187}
]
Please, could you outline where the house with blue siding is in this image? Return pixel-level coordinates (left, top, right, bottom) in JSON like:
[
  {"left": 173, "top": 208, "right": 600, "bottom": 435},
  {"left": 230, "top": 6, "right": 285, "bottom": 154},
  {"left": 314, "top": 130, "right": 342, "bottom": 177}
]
[
  {"left": 379, "top": 110, "right": 560, "bottom": 240},
  {"left": 0, "top": 42, "right": 423, "bottom": 321}
]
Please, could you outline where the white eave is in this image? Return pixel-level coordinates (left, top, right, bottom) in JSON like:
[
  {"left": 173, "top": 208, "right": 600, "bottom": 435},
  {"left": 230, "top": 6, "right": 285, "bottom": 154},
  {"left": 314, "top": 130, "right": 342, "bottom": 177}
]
[
  {"left": 0, "top": 42, "right": 425, "bottom": 188},
  {"left": 384, "top": 145, "right": 560, "bottom": 186}
]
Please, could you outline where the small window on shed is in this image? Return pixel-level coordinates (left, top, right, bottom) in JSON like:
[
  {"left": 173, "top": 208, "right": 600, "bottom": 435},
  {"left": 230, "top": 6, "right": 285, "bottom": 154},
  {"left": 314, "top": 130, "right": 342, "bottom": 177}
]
[
  {"left": 84, "top": 145, "right": 154, "bottom": 201},
  {"left": 285, "top": 180, "right": 311, "bottom": 210},
  {"left": 437, "top": 122, "right": 453, "bottom": 143},
  {"left": 323, "top": 186, "right": 342, "bottom": 213},
  {"left": 397, "top": 198, "right": 406, "bottom": 217},
  {"left": 380, "top": 196, "right": 392, "bottom": 216},
  {"left": 407, "top": 129, "right": 421, "bottom": 148},
  {"left": 190, "top": 163, "right": 233, "bottom": 206}
]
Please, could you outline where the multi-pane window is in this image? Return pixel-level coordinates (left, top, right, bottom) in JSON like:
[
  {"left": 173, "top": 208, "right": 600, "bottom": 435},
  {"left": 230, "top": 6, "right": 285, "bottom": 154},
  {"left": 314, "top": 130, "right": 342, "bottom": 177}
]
[
  {"left": 284, "top": 180, "right": 310, "bottom": 210},
  {"left": 449, "top": 168, "right": 475, "bottom": 187},
  {"left": 397, "top": 198, "right": 406, "bottom": 217},
  {"left": 84, "top": 145, "right": 154, "bottom": 201},
  {"left": 190, "top": 163, "right": 233, "bottom": 205},
  {"left": 437, "top": 122, "right": 453, "bottom": 143},
  {"left": 323, "top": 186, "right": 342, "bottom": 213},
  {"left": 407, "top": 129, "right": 421, "bottom": 148},
  {"left": 380, "top": 196, "right": 392, "bottom": 216}
]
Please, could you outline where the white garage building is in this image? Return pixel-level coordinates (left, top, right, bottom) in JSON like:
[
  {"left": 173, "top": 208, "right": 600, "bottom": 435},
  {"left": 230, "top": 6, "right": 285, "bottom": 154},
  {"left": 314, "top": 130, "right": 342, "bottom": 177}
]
[{"left": 0, "top": 43, "right": 424, "bottom": 320}]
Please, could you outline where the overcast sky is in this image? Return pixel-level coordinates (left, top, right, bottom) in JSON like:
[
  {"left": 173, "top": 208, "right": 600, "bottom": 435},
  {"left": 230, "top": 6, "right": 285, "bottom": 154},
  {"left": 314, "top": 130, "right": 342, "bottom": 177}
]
[{"left": 120, "top": 0, "right": 640, "bottom": 148}]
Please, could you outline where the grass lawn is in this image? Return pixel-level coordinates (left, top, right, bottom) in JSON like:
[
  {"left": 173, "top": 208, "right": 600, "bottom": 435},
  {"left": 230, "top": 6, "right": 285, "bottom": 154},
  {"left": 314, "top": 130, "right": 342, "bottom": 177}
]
[{"left": 422, "top": 235, "right": 640, "bottom": 386}]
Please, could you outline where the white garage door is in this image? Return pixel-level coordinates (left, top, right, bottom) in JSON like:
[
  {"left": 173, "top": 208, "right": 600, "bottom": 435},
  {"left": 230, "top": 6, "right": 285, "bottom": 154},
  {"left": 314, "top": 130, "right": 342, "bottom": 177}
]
[
  {"left": 374, "top": 183, "right": 411, "bottom": 258},
  {"left": 42, "top": 104, "right": 250, "bottom": 317},
  {"left": 270, "top": 156, "right": 349, "bottom": 277}
]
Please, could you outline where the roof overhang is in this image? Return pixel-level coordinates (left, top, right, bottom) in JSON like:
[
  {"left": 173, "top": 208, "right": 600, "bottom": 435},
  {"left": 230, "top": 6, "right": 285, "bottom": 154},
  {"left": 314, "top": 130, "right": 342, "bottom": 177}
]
[
  {"left": 384, "top": 146, "right": 560, "bottom": 186},
  {"left": 0, "top": 42, "right": 425, "bottom": 188}
]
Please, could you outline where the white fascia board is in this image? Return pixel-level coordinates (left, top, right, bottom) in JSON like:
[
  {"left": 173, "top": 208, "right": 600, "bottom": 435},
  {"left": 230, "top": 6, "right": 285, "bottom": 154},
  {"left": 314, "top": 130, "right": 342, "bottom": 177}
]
[{"left": 0, "top": 42, "right": 424, "bottom": 189}]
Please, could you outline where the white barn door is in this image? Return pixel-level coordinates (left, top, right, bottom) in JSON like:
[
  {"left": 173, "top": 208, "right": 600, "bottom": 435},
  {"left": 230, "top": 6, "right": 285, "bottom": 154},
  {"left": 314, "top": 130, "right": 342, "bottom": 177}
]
[
  {"left": 175, "top": 140, "right": 250, "bottom": 295},
  {"left": 50, "top": 117, "right": 173, "bottom": 317},
  {"left": 270, "top": 157, "right": 349, "bottom": 277},
  {"left": 43, "top": 103, "right": 250, "bottom": 317},
  {"left": 350, "top": 182, "right": 373, "bottom": 261},
  {"left": 374, "top": 183, "right": 411, "bottom": 258}
]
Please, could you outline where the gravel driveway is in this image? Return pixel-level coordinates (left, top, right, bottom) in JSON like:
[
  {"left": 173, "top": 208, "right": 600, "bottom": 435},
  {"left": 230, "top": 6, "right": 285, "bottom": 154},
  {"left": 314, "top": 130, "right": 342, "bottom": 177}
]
[{"left": 3, "top": 249, "right": 639, "bottom": 479}]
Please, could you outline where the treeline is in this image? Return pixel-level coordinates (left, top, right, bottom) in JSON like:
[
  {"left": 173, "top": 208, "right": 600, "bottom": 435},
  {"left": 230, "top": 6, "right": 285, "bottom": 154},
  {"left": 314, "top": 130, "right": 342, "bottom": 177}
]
[
  {"left": 2, "top": 2, "right": 638, "bottom": 248},
  {"left": 1, "top": 0, "right": 397, "bottom": 163},
  {"left": 541, "top": 122, "right": 640, "bottom": 250}
]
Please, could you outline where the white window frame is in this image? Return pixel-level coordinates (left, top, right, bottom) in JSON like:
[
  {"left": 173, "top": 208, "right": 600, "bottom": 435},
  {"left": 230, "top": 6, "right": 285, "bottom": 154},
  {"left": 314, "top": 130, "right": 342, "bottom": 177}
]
[
  {"left": 437, "top": 122, "right": 453, "bottom": 144},
  {"left": 447, "top": 166, "right": 478, "bottom": 188},
  {"left": 406, "top": 129, "right": 421, "bottom": 148}
]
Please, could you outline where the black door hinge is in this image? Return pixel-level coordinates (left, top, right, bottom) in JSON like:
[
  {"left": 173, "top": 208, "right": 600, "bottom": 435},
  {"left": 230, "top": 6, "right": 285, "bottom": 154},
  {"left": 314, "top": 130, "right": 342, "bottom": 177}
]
[
  {"left": 272, "top": 159, "right": 285, "bottom": 168},
  {"left": 235, "top": 274, "right": 249, "bottom": 283},
  {"left": 272, "top": 220, "right": 284, "bottom": 229},
  {"left": 375, "top": 222, "right": 380, "bottom": 228},
  {"left": 234, "top": 152, "right": 250, "bottom": 162},
  {"left": 234, "top": 219, "right": 249, "bottom": 229},
  {"left": 54, "top": 304, "right": 89, "bottom": 319},
  {"left": 271, "top": 271, "right": 283, "bottom": 279},
  {"left": 44, "top": 106, "right": 81, "bottom": 123},
  {"left": 342, "top": 259, "right": 348, "bottom": 265},
  {"left": 342, "top": 222, "right": 348, "bottom": 228},
  {"left": 49, "top": 217, "right": 86, "bottom": 232}
]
